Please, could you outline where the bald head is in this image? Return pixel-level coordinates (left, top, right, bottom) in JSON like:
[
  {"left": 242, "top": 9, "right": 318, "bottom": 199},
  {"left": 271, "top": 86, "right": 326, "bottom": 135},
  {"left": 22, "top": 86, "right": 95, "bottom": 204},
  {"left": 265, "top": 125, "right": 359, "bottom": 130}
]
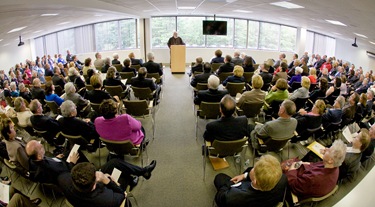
[
  {"left": 26, "top": 140, "right": 44, "bottom": 161},
  {"left": 220, "top": 95, "right": 236, "bottom": 117}
]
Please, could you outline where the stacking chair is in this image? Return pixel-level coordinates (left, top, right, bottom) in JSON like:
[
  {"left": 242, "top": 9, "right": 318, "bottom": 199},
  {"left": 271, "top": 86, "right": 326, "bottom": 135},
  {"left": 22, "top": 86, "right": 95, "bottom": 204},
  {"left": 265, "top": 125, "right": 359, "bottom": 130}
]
[
  {"left": 289, "top": 82, "right": 301, "bottom": 92},
  {"left": 95, "top": 66, "right": 103, "bottom": 72},
  {"left": 85, "top": 84, "right": 94, "bottom": 91},
  {"left": 146, "top": 73, "right": 162, "bottom": 84},
  {"left": 105, "top": 85, "right": 129, "bottom": 99},
  {"left": 291, "top": 185, "right": 339, "bottom": 207},
  {"left": 124, "top": 100, "right": 155, "bottom": 140},
  {"left": 45, "top": 76, "right": 52, "bottom": 83},
  {"left": 100, "top": 138, "right": 145, "bottom": 167},
  {"left": 309, "top": 83, "right": 317, "bottom": 92},
  {"left": 225, "top": 82, "right": 245, "bottom": 97},
  {"left": 236, "top": 101, "right": 264, "bottom": 121},
  {"left": 195, "top": 102, "right": 221, "bottom": 139},
  {"left": 120, "top": 72, "right": 135, "bottom": 85},
  {"left": 294, "top": 97, "right": 309, "bottom": 111},
  {"left": 261, "top": 82, "right": 271, "bottom": 91},
  {"left": 113, "top": 64, "right": 123, "bottom": 72},
  {"left": 131, "top": 86, "right": 155, "bottom": 101},
  {"left": 243, "top": 72, "right": 254, "bottom": 83},
  {"left": 265, "top": 100, "right": 284, "bottom": 119},
  {"left": 60, "top": 132, "right": 98, "bottom": 153},
  {"left": 90, "top": 102, "right": 101, "bottom": 113},
  {"left": 251, "top": 134, "right": 293, "bottom": 163},
  {"left": 132, "top": 64, "right": 141, "bottom": 72},
  {"left": 218, "top": 72, "right": 233, "bottom": 83},
  {"left": 193, "top": 83, "right": 208, "bottom": 98},
  {"left": 54, "top": 85, "right": 64, "bottom": 96},
  {"left": 203, "top": 137, "right": 248, "bottom": 180},
  {"left": 211, "top": 63, "right": 223, "bottom": 73},
  {"left": 45, "top": 100, "right": 61, "bottom": 115}
]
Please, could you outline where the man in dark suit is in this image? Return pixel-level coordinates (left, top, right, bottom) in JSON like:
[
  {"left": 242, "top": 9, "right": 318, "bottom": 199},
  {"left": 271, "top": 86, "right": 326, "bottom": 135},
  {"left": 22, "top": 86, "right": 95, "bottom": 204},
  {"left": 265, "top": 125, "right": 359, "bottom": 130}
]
[
  {"left": 259, "top": 64, "right": 273, "bottom": 89},
  {"left": 30, "top": 78, "right": 45, "bottom": 104},
  {"left": 52, "top": 66, "right": 66, "bottom": 89},
  {"left": 143, "top": 52, "right": 163, "bottom": 76},
  {"left": 194, "top": 75, "right": 228, "bottom": 105},
  {"left": 214, "top": 155, "right": 288, "bottom": 207},
  {"left": 217, "top": 55, "right": 234, "bottom": 75},
  {"left": 44, "top": 63, "right": 54, "bottom": 77},
  {"left": 189, "top": 57, "right": 203, "bottom": 76},
  {"left": 203, "top": 95, "right": 252, "bottom": 142},
  {"left": 131, "top": 67, "right": 161, "bottom": 103},
  {"left": 322, "top": 96, "right": 344, "bottom": 129},
  {"left": 190, "top": 63, "right": 211, "bottom": 88}
]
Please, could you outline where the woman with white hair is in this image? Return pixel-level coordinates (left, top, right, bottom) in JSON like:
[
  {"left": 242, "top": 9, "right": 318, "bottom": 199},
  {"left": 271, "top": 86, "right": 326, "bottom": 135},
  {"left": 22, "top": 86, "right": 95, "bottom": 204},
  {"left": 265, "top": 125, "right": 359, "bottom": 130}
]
[
  {"left": 68, "top": 66, "right": 85, "bottom": 91},
  {"left": 112, "top": 53, "right": 121, "bottom": 65},
  {"left": 64, "top": 82, "right": 89, "bottom": 115},
  {"left": 9, "top": 81, "right": 19, "bottom": 97},
  {"left": 288, "top": 67, "right": 303, "bottom": 86}
]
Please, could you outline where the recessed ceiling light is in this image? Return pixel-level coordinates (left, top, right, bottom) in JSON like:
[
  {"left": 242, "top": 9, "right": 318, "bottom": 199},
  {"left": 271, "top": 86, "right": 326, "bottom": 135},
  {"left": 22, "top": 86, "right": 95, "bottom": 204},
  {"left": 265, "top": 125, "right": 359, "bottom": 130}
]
[
  {"left": 3, "top": 43, "right": 10, "bottom": 47},
  {"left": 233, "top": 9, "right": 252, "bottom": 13},
  {"left": 41, "top": 13, "right": 59, "bottom": 16},
  {"left": 57, "top": 22, "right": 71, "bottom": 25},
  {"left": 33, "top": 30, "right": 43, "bottom": 33},
  {"left": 333, "top": 32, "right": 342, "bottom": 35},
  {"left": 7, "top": 26, "right": 27, "bottom": 33},
  {"left": 370, "top": 41, "right": 375, "bottom": 45},
  {"left": 325, "top": 20, "right": 346, "bottom": 26},
  {"left": 143, "top": 9, "right": 155, "bottom": 12},
  {"left": 270, "top": 1, "right": 304, "bottom": 9},
  {"left": 0, "top": 39, "right": 3, "bottom": 42},
  {"left": 177, "top": 6, "right": 196, "bottom": 10},
  {"left": 94, "top": 14, "right": 103, "bottom": 17},
  {"left": 354, "top": 33, "right": 368, "bottom": 38}
]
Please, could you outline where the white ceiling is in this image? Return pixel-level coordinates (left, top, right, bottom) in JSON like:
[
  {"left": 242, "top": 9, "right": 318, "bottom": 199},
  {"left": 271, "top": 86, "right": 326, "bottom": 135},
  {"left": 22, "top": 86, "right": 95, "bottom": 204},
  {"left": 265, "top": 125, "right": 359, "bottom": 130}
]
[{"left": 0, "top": 0, "right": 374, "bottom": 50}]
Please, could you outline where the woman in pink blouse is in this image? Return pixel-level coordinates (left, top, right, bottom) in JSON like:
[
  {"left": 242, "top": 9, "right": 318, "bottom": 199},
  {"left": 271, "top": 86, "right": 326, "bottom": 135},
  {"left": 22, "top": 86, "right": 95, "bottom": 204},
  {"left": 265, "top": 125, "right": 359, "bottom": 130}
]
[{"left": 95, "top": 99, "right": 145, "bottom": 146}]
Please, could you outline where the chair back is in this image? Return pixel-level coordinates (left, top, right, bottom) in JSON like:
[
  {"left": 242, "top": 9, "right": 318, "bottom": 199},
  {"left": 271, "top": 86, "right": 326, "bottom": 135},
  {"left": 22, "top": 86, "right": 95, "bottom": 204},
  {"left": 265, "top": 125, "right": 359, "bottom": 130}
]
[
  {"left": 239, "top": 102, "right": 264, "bottom": 118},
  {"left": 226, "top": 82, "right": 245, "bottom": 96},
  {"left": 210, "top": 137, "right": 247, "bottom": 157},
  {"left": 243, "top": 72, "right": 254, "bottom": 83},
  {"left": 5, "top": 96, "right": 14, "bottom": 107},
  {"left": 197, "top": 102, "right": 221, "bottom": 119},
  {"left": 90, "top": 102, "right": 101, "bottom": 113},
  {"left": 211, "top": 63, "right": 223, "bottom": 73},
  {"left": 218, "top": 72, "right": 233, "bottom": 83},
  {"left": 119, "top": 72, "right": 135, "bottom": 85},
  {"left": 196, "top": 83, "right": 208, "bottom": 91},
  {"left": 105, "top": 85, "right": 124, "bottom": 98},
  {"left": 45, "top": 100, "right": 60, "bottom": 114},
  {"left": 95, "top": 66, "right": 103, "bottom": 72},
  {"left": 131, "top": 86, "right": 153, "bottom": 100},
  {"left": 269, "top": 100, "right": 284, "bottom": 118},
  {"left": 259, "top": 136, "right": 292, "bottom": 152},
  {"left": 113, "top": 64, "right": 123, "bottom": 72},
  {"left": 85, "top": 84, "right": 94, "bottom": 91},
  {"left": 60, "top": 132, "right": 91, "bottom": 150},
  {"left": 298, "top": 185, "right": 339, "bottom": 205},
  {"left": 290, "top": 82, "right": 301, "bottom": 92},
  {"left": 261, "top": 82, "right": 271, "bottom": 91},
  {"left": 253, "top": 64, "right": 259, "bottom": 69},
  {"left": 54, "top": 85, "right": 64, "bottom": 96},
  {"left": 45, "top": 76, "right": 52, "bottom": 83},
  {"left": 99, "top": 137, "right": 140, "bottom": 156},
  {"left": 124, "top": 100, "right": 150, "bottom": 116},
  {"left": 146, "top": 73, "right": 161, "bottom": 84},
  {"left": 132, "top": 64, "right": 141, "bottom": 71},
  {"left": 309, "top": 83, "right": 317, "bottom": 92},
  {"left": 193, "top": 71, "right": 203, "bottom": 77},
  {"left": 294, "top": 97, "right": 309, "bottom": 111}
]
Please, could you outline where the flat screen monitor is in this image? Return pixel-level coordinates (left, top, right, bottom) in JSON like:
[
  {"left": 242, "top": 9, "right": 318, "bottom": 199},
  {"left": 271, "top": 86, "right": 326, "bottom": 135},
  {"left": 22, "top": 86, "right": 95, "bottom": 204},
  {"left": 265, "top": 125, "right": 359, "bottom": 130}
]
[{"left": 203, "top": 20, "right": 227, "bottom": 35}]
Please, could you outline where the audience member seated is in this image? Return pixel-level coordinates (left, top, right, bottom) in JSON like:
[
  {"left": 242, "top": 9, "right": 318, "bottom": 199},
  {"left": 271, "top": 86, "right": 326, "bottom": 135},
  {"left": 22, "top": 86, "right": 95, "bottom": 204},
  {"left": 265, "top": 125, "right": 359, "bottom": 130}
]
[
  {"left": 355, "top": 78, "right": 369, "bottom": 94},
  {"left": 190, "top": 63, "right": 212, "bottom": 88},
  {"left": 1, "top": 118, "right": 28, "bottom": 171},
  {"left": 58, "top": 100, "right": 99, "bottom": 146},
  {"left": 194, "top": 75, "right": 228, "bottom": 105},
  {"left": 264, "top": 79, "right": 288, "bottom": 110},
  {"left": 44, "top": 63, "right": 54, "bottom": 77},
  {"left": 258, "top": 63, "right": 273, "bottom": 88},
  {"left": 272, "top": 62, "right": 288, "bottom": 85},
  {"left": 342, "top": 93, "right": 359, "bottom": 126},
  {"left": 85, "top": 68, "right": 96, "bottom": 85},
  {"left": 242, "top": 56, "right": 255, "bottom": 72},
  {"left": 30, "top": 78, "right": 45, "bottom": 104},
  {"left": 362, "top": 124, "right": 375, "bottom": 162},
  {"left": 251, "top": 100, "right": 297, "bottom": 145},
  {"left": 68, "top": 66, "right": 85, "bottom": 91},
  {"left": 203, "top": 95, "right": 252, "bottom": 142},
  {"left": 18, "top": 83, "right": 32, "bottom": 103},
  {"left": 308, "top": 67, "right": 317, "bottom": 84},
  {"left": 365, "top": 90, "right": 374, "bottom": 117},
  {"left": 289, "top": 76, "right": 310, "bottom": 101},
  {"left": 85, "top": 74, "right": 119, "bottom": 104},
  {"left": 285, "top": 140, "right": 346, "bottom": 201},
  {"left": 10, "top": 81, "right": 19, "bottom": 97},
  {"left": 293, "top": 99, "right": 326, "bottom": 142},
  {"left": 288, "top": 67, "right": 302, "bottom": 86},
  {"left": 210, "top": 49, "right": 224, "bottom": 64},
  {"left": 112, "top": 53, "right": 121, "bottom": 65},
  {"left": 222, "top": 65, "right": 245, "bottom": 86},
  {"left": 93, "top": 52, "right": 104, "bottom": 68},
  {"left": 322, "top": 96, "right": 345, "bottom": 129},
  {"left": 64, "top": 82, "right": 89, "bottom": 114},
  {"left": 309, "top": 78, "right": 328, "bottom": 103},
  {"left": 143, "top": 52, "right": 163, "bottom": 76},
  {"left": 273, "top": 53, "right": 286, "bottom": 69},
  {"left": 102, "top": 57, "right": 111, "bottom": 73},
  {"left": 189, "top": 57, "right": 204, "bottom": 76},
  {"left": 45, "top": 81, "right": 64, "bottom": 106},
  {"left": 52, "top": 66, "right": 66, "bottom": 89},
  {"left": 231, "top": 50, "right": 243, "bottom": 66},
  {"left": 326, "top": 77, "right": 342, "bottom": 100},
  {"left": 82, "top": 58, "right": 93, "bottom": 76},
  {"left": 122, "top": 58, "right": 137, "bottom": 76},
  {"left": 131, "top": 67, "right": 161, "bottom": 103},
  {"left": 95, "top": 99, "right": 147, "bottom": 147},
  {"left": 13, "top": 97, "right": 32, "bottom": 128},
  {"left": 237, "top": 75, "right": 266, "bottom": 108},
  {"left": 214, "top": 155, "right": 287, "bottom": 207},
  {"left": 72, "top": 55, "right": 83, "bottom": 71},
  {"left": 340, "top": 75, "right": 348, "bottom": 95},
  {"left": 300, "top": 57, "right": 309, "bottom": 76},
  {"left": 318, "top": 68, "right": 330, "bottom": 82},
  {"left": 103, "top": 67, "right": 127, "bottom": 91},
  {"left": 22, "top": 73, "right": 31, "bottom": 85},
  {"left": 217, "top": 55, "right": 234, "bottom": 75},
  {"left": 128, "top": 52, "right": 143, "bottom": 65}
]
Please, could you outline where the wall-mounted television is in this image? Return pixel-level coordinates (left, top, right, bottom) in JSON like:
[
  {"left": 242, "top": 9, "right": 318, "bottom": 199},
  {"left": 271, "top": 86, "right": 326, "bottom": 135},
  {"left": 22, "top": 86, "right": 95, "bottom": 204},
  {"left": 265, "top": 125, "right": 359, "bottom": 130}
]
[{"left": 203, "top": 20, "right": 227, "bottom": 35}]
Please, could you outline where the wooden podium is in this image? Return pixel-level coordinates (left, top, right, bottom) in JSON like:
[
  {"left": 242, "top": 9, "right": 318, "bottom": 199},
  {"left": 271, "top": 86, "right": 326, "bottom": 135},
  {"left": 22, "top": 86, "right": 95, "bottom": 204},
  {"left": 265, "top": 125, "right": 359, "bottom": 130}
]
[{"left": 170, "top": 45, "right": 186, "bottom": 74}]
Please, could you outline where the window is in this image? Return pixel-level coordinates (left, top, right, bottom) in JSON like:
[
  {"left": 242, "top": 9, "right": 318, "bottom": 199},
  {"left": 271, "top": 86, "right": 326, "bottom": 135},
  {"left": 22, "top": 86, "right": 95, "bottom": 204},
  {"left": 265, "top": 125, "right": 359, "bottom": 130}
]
[
  {"left": 248, "top": 21, "right": 259, "bottom": 49},
  {"left": 206, "top": 17, "right": 234, "bottom": 47},
  {"left": 152, "top": 17, "right": 176, "bottom": 48},
  {"left": 120, "top": 19, "right": 137, "bottom": 49},
  {"left": 177, "top": 16, "right": 205, "bottom": 47},
  {"left": 234, "top": 19, "right": 247, "bottom": 48},
  {"left": 57, "top": 29, "right": 75, "bottom": 55},
  {"left": 44, "top": 33, "right": 58, "bottom": 56},
  {"left": 95, "top": 21, "right": 120, "bottom": 51},
  {"left": 75, "top": 25, "right": 95, "bottom": 53},
  {"left": 280, "top": 26, "right": 296, "bottom": 52},
  {"left": 305, "top": 31, "right": 314, "bottom": 55},
  {"left": 259, "top": 22, "right": 279, "bottom": 50},
  {"left": 34, "top": 37, "right": 45, "bottom": 58}
]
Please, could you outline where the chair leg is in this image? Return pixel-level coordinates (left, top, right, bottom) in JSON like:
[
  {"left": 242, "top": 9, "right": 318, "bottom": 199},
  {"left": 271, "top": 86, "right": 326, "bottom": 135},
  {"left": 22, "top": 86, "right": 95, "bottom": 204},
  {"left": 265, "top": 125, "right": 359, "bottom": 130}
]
[
  {"left": 203, "top": 144, "right": 207, "bottom": 181},
  {"left": 196, "top": 116, "right": 199, "bottom": 140}
]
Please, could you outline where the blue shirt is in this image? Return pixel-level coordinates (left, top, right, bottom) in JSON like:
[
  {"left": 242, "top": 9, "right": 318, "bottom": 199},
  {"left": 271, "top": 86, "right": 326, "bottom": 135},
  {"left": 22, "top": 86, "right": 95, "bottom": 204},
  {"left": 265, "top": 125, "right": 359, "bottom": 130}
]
[{"left": 45, "top": 94, "right": 64, "bottom": 106}]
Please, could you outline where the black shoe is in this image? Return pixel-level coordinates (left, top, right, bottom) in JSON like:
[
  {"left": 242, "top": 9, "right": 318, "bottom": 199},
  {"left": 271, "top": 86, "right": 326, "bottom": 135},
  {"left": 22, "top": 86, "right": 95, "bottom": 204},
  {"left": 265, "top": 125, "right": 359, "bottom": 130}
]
[
  {"left": 31, "top": 198, "right": 42, "bottom": 205},
  {"left": 143, "top": 160, "right": 157, "bottom": 180}
]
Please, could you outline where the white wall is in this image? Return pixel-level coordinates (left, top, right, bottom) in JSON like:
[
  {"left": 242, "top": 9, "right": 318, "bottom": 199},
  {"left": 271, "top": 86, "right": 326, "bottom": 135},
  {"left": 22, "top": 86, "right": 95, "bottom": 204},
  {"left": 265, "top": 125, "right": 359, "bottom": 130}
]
[
  {"left": 335, "top": 38, "right": 375, "bottom": 72},
  {"left": 0, "top": 40, "right": 32, "bottom": 74}
]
